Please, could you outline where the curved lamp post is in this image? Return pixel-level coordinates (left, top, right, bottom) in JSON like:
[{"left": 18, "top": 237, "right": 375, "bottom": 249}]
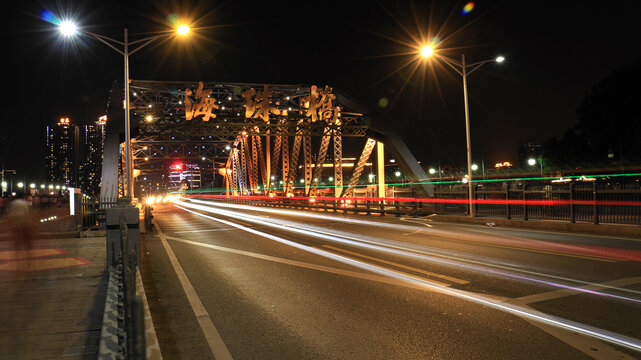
[
  {"left": 422, "top": 46, "right": 505, "bottom": 216},
  {"left": 58, "top": 20, "right": 190, "bottom": 200}
]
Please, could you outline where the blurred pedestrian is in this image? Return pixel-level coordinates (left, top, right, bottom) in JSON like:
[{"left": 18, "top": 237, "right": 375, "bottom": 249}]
[{"left": 7, "top": 192, "right": 34, "bottom": 253}]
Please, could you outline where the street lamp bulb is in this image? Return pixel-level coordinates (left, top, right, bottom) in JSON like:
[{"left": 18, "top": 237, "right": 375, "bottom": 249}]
[
  {"left": 59, "top": 21, "right": 77, "bottom": 36},
  {"left": 18, "top": 182, "right": 24, "bottom": 188},
  {"left": 428, "top": 168, "right": 436, "bottom": 174},
  {"left": 496, "top": 56, "right": 505, "bottom": 63},
  {"left": 420, "top": 46, "right": 433, "bottom": 58},
  {"left": 395, "top": 171, "right": 401, "bottom": 177},
  {"left": 145, "top": 115, "right": 153, "bottom": 122},
  {"left": 471, "top": 164, "right": 478, "bottom": 171},
  {"left": 528, "top": 158, "right": 536, "bottom": 166},
  {"left": 177, "top": 25, "right": 190, "bottom": 35}
]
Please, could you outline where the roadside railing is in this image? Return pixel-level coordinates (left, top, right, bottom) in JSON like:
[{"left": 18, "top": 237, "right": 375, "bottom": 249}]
[
  {"left": 99, "top": 200, "right": 146, "bottom": 359},
  {"left": 81, "top": 197, "right": 118, "bottom": 230},
  {"left": 435, "top": 181, "right": 641, "bottom": 225},
  {"left": 192, "top": 180, "right": 641, "bottom": 225}
]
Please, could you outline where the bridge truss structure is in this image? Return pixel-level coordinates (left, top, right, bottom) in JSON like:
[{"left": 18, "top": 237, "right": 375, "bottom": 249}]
[{"left": 112, "top": 80, "right": 429, "bottom": 200}]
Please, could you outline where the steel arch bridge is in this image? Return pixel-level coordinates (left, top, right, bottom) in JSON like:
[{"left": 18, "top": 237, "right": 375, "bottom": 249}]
[{"left": 100, "top": 80, "right": 431, "bottom": 201}]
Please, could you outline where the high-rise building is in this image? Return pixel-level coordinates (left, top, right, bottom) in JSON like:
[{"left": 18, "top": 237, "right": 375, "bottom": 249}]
[
  {"left": 79, "top": 115, "right": 107, "bottom": 195},
  {"left": 517, "top": 138, "right": 542, "bottom": 167},
  {"left": 168, "top": 162, "right": 201, "bottom": 190},
  {"left": 46, "top": 117, "right": 79, "bottom": 187}
]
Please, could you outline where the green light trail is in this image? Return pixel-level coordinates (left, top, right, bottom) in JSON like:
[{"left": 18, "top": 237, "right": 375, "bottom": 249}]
[{"left": 173, "top": 171, "right": 641, "bottom": 195}]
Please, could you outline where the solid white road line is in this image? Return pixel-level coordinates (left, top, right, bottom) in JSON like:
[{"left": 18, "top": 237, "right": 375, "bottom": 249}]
[{"left": 154, "top": 219, "right": 233, "bottom": 360}]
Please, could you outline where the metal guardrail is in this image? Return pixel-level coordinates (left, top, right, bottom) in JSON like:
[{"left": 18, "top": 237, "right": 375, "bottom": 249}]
[
  {"left": 99, "top": 211, "right": 146, "bottom": 359},
  {"left": 202, "top": 180, "right": 641, "bottom": 225},
  {"left": 81, "top": 199, "right": 118, "bottom": 230},
  {"left": 434, "top": 182, "right": 641, "bottom": 225}
]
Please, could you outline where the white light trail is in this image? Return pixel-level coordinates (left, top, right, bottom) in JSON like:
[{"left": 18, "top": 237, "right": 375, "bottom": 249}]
[
  {"left": 174, "top": 203, "right": 641, "bottom": 353},
  {"left": 180, "top": 199, "right": 641, "bottom": 302}
]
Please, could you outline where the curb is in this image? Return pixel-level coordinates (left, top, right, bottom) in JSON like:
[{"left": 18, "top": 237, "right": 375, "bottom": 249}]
[
  {"left": 136, "top": 268, "right": 163, "bottom": 360},
  {"left": 430, "top": 214, "right": 641, "bottom": 237}
]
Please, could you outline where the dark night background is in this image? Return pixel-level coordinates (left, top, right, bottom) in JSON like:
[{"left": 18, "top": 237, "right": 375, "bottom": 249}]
[{"left": 1, "top": 0, "right": 640, "bottom": 179}]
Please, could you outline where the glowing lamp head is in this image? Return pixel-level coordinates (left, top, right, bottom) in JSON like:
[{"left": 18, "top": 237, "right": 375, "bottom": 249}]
[
  {"left": 145, "top": 115, "right": 153, "bottom": 122},
  {"left": 177, "top": 25, "right": 190, "bottom": 35},
  {"left": 528, "top": 158, "right": 536, "bottom": 166},
  {"left": 496, "top": 56, "right": 505, "bottom": 63},
  {"left": 420, "top": 46, "right": 433, "bottom": 58},
  {"left": 59, "top": 21, "right": 77, "bottom": 36},
  {"left": 471, "top": 164, "right": 478, "bottom": 171}
]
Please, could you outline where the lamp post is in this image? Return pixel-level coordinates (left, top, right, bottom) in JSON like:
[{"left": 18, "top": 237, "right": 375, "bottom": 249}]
[
  {"left": 528, "top": 157, "right": 543, "bottom": 177},
  {"left": 58, "top": 21, "right": 190, "bottom": 201},
  {"left": 421, "top": 46, "right": 504, "bottom": 216}
]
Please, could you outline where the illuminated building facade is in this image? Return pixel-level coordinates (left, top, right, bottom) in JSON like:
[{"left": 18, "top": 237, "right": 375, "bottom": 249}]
[
  {"left": 168, "top": 163, "right": 201, "bottom": 190},
  {"left": 46, "top": 117, "right": 79, "bottom": 187},
  {"left": 79, "top": 115, "right": 107, "bottom": 195}
]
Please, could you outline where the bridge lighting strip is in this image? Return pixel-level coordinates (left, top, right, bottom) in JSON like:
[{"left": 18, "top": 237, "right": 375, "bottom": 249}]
[
  {"left": 179, "top": 200, "right": 641, "bottom": 302},
  {"left": 174, "top": 202, "right": 641, "bottom": 352}
]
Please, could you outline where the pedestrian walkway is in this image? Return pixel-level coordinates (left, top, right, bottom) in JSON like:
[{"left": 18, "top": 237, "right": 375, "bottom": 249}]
[{"left": 0, "top": 236, "right": 107, "bottom": 360}]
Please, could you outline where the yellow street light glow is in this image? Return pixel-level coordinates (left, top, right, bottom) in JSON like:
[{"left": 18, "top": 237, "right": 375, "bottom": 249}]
[
  {"left": 177, "top": 25, "right": 190, "bottom": 36},
  {"left": 145, "top": 115, "right": 153, "bottom": 122},
  {"left": 420, "top": 46, "right": 433, "bottom": 58}
]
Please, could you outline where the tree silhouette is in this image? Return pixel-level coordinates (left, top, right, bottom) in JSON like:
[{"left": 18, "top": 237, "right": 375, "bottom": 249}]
[{"left": 543, "top": 58, "right": 641, "bottom": 168}]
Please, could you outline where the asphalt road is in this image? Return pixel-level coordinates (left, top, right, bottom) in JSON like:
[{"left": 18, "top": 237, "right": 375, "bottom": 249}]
[{"left": 140, "top": 198, "right": 641, "bottom": 359}]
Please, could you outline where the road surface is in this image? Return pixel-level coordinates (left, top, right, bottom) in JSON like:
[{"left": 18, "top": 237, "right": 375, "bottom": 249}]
[{"left": 140, "top": 198, "right": 641, "bottom": 359}]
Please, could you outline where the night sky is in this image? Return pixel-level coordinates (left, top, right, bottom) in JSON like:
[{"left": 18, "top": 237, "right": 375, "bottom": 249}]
[{"left": 2, "top": 1, "right": 640, "bottom": 179}]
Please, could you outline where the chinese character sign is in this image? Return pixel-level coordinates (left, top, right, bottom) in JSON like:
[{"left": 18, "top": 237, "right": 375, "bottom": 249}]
[
  {"left": 302, "top": 85, "right": 336, "bottom": 122},
  {"left": 242, "top": 85, "right": 280, "bottom": 122},
  {"left": 185, "top": 81, "right": 219, "bottom": 122}
]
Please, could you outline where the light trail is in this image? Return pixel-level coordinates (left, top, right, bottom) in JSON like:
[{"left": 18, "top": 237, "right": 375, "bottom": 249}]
[
  {"left": 188, "top": 193, "right": 641, "bottom": 207},
  {"left": 179, "top": 199, "right": 641, "bottom": 303},
  {"left": 173, "top": 202, "right": 641, "bottom": 353},
  {"left": 187, "top": 197, "right": 641, "bottom": 263}
]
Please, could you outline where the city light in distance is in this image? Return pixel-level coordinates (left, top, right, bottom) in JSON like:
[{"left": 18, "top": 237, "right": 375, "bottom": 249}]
[
  {"left": 528, "top": 158, "right": 537, "bottom": 166},
  {"left": 429, "top": 168, "right": 436, "bottom": 174},
  {"left": 471, "top": 164, "right": 478, "bottom": 171}
]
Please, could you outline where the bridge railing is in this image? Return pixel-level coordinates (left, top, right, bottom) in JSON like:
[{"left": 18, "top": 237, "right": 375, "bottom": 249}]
[
  {"left": 433, "top": 181, "right": 641, "bottom": 225},
  {"left": 81, "top": 197, "right": 118, "bottom": 230},
  {"left": 193, "top": 180, "right": 641, "bottom": 225}
]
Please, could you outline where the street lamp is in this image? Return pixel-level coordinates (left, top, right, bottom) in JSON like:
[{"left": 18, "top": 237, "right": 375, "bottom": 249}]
[
  {"left": 57, "top": 20, "right": 191, "bottom": 201},
  {"left": 422, "top": 49, "right": 505, "bottom": 216},
  {"left": 528, "top": 157, "right": 543, "bottom": 176}
]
